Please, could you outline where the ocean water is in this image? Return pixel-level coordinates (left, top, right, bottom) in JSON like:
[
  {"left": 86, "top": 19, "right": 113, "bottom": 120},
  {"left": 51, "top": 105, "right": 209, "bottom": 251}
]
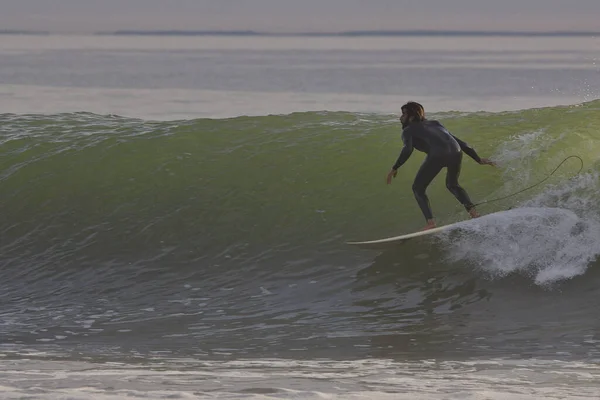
[
  {"left": 1, "top": 34, "right": 600, "bottom": 399},
  {"left": 1, "top": 34, "right": 599, "bottom": 118}
]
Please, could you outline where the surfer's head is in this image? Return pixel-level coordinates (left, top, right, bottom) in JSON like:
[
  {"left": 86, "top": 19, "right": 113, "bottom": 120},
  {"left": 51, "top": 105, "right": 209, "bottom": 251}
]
[{"left": 400, "top": 102, "right": 425, "bottom": 129}]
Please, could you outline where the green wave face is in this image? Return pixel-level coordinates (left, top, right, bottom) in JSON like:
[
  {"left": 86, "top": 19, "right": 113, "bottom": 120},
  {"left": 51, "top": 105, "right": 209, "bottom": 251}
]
[{"left": 1, "top": 101, "right": 599, "bottom": 266}]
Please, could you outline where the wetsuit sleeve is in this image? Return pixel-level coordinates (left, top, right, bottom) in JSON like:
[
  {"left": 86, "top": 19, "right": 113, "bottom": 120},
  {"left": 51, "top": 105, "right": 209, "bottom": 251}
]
[
  {"left": 450, "top": 134, "right": 482, "bottom": 164},
  {"left": 392, "top": 130, "right": 414, "bottom": 170}
]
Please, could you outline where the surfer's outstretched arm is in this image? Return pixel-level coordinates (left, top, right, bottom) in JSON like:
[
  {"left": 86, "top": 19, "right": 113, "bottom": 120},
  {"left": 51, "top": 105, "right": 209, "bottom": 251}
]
[
  {"left": 449, "top": 133, "right": 481, "bottom": 163},
  {"left": 450, "top": 133, "right": 496, "bottom": 166}
]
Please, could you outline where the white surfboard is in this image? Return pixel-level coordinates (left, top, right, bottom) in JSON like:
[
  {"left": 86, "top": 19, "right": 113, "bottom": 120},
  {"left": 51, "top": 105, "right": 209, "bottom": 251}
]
[{"left": 346, "top": 220, "right": 465, "bottom": 250}]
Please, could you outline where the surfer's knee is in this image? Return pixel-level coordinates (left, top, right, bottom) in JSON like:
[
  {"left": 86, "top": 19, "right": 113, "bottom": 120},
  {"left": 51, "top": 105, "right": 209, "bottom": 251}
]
[
  {"left": 446, "top": 182, "right": 461, "bottom": 192},
  {"left": 412, "top": 183, "right": 425, "bottom": 197}
]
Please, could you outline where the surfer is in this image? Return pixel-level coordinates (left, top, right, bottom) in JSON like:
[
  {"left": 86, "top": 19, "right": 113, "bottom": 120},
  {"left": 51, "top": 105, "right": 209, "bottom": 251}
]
[{"left": 386, "top": 102, "right": 495, "bottom": 231}]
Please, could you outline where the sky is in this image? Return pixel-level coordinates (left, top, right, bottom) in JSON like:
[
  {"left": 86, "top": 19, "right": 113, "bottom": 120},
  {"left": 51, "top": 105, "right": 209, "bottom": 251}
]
[{"left": 1, "top": 0, "right": 599, "bottom": 33}]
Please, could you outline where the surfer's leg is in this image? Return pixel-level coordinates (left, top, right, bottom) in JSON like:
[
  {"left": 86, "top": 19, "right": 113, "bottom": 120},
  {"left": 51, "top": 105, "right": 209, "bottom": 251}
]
[
  {"left": 446, "top": 154, "right": 479, "bottom": 218},
  {"left": 412, "top": 157, "right": 443, "bottom": 226}
]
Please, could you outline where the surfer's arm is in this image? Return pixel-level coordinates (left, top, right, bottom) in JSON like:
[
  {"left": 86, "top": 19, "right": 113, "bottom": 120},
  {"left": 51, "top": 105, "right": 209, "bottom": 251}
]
[
  {"left": 450, "top": 134, "right": 483, "bottom": 164},
  {"left": 392, "top": 131, "right": 413, "bottom": 170}
]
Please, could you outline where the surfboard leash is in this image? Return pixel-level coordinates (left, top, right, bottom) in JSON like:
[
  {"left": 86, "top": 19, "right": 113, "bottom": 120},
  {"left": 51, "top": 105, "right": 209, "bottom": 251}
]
[{"left": 472, "top": 155, "right": 584, "bottom": 208}]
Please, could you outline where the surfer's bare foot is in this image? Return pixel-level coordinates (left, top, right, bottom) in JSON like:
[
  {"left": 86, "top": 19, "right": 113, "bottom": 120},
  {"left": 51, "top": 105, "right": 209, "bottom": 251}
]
[
  {"left": 421, "top": 219, "right": 437, "bottom": 231},
  {"left": 468, "top": 208, "right": 480, "bottom": 218}
]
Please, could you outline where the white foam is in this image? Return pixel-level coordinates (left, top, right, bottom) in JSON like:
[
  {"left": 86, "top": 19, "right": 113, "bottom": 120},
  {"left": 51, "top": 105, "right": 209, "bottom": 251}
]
[
  {"left": 492, "top": 129, "right": 566, "bottom": 187},
  {"left": 441, "top": 205, "right": 600, "bottom": 285},
  {"left": 0, "top": 358, "right": 599, "bottom": 399},
  {"left": 446, "top": 131, "right": 600, "bottom": 285},
  {"left": 524, "top": 171, "right": 600, "bottom": 215}
]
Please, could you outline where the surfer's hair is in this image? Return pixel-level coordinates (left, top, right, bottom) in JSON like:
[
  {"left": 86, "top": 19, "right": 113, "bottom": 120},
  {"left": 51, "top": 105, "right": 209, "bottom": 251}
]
[{"left": 401, "top": 102, "right": 425, "bottom": 122}]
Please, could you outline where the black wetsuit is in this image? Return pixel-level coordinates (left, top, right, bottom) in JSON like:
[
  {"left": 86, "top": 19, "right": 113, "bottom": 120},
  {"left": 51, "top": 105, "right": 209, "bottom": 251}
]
[{"left": 392, "top": 120, "right": 481, "bottom": 220}]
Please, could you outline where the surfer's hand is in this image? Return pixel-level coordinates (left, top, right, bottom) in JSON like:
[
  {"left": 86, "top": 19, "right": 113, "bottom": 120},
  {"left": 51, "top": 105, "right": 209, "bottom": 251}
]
[
  {"left": 386, "top": 169, "right": 397, "bottom": 184},
  {"left": 480, "top": 158, "right": 496, "bottom": 166}
]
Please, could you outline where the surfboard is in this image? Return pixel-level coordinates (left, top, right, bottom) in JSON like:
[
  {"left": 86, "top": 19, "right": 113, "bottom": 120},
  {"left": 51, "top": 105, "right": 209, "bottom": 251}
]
[{"left": 346, "top": 220, "right": 465, "bottom": 250}]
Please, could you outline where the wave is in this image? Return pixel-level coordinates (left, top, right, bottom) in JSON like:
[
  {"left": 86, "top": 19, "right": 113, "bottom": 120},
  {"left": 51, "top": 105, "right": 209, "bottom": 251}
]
[
  {"left": 2, "top": 102, "right": 600, "bottom": 279},
  {"left": 1, "top": 101, "right": 600, "bottom": 360}
]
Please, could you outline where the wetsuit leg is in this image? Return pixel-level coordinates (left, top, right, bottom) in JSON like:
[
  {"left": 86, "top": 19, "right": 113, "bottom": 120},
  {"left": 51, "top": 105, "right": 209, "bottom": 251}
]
[
  {"left": 445, "top": 153, "right": 475, "bottom": 211},
  {"left": 412, "top": 156, "right": 444, "bottom": 220}
]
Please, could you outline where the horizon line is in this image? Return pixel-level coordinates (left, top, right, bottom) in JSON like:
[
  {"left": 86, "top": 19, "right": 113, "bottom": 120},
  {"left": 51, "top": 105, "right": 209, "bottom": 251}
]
[{"left": 1, "top": 29, "right": 599, "bottom": 37}]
